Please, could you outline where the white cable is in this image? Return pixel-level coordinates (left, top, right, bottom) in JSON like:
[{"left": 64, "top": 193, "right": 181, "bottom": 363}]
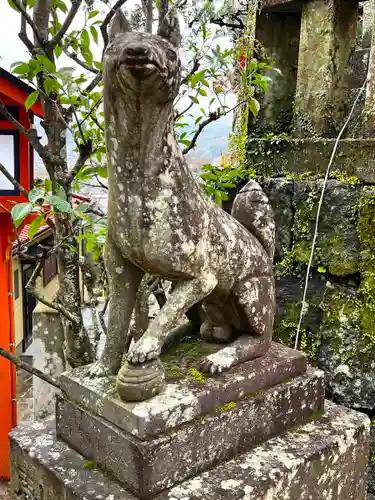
[{"left": 294, "top": 78, "right": 368, "bottom": 350}]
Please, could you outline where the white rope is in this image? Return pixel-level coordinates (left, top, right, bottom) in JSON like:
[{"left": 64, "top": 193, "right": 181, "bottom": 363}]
[{"left": 294, "top": 78, "right": 369, "bottom": 350}]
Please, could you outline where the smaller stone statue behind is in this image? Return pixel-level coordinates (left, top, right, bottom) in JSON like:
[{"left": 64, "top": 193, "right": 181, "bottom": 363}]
[{"left": 89, "top": 8, "right": 276, "bottom": 402}]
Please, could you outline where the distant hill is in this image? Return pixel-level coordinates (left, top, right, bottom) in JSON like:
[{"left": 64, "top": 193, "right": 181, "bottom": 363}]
[{"left": 34, "top": 114, "right": 233, "bottom": 179}]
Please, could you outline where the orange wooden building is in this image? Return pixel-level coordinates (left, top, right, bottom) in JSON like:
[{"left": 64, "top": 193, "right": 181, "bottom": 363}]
[{"left": 0, "top": 67, "right": 43, "bottom": 478}]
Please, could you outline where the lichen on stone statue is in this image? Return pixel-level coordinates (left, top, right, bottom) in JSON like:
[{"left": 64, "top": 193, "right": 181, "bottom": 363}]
[{"left": 88, "top": 7, "right": 277, "bottom": 402}]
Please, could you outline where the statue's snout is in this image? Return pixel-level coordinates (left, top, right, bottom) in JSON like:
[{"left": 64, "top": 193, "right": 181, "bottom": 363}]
[{"left": 119, "top": 43, "right": 162, "bottom": 80}]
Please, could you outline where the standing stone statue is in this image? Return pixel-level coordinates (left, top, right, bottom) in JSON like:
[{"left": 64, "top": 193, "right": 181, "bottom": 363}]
[{"left": 89, "top": 8, "right": 276, "bottom": 401}]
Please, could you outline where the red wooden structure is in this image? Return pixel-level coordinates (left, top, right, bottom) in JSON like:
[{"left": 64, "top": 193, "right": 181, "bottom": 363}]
[{"left": 0, "top": 67, "right": 43, "bottom": 478}]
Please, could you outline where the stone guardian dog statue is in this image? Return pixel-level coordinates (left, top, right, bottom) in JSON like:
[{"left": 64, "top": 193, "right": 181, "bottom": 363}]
[{"left": 89, "top": 8, "right": 276, "bottom": 402}]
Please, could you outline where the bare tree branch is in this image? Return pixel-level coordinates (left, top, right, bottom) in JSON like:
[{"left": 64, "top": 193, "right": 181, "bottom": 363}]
[
  {"left": 182, "top": 101, "right": 246, "bottom": 155},
  {"left": 52, "top": 0, "right": 82, "bottom": 47},
  {"left": 145, "top": 0, "right": 153, "bottom": 33},
  {"left": 18, "top": 0, "right": 34, "bottom": 52},
  {"left": 101, "top": 0, "right": 130, "bottom": 47},
  {"left": 181, "top": 56, "right": 200, "bottom": 86},
  {"left": 0, "top": 346, "right": 61, "bottom": 390},
  {"left": 11, "top": 0, "right": 46, "bottom": 48},
  {"left": 63, "top": 48, "right": 99, "bottom": 74},
  {"left": 0, "top": 162, "right": 29, "bottom": 197},
  {"left": 0, "top": 97, "right": 48, "bottom": 161},
  {"left": 26, "top": 261, "right": 82, "bottom": 326},
  {"left": 66, "top": 140, "right": 94, "bottom": 184},
  {"left": 64, "top": 73, "right": 102, "bottom": 121},
  {"left": 158, "top": 0, "right": 169, "bottom": 28},
  {"left": 98, "top": 296, "right": 109, "bottom": 335}
]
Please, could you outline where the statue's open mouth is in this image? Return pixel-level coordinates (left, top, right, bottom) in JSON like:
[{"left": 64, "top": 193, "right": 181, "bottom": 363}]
[{"left": 121, "top": 58, "right": 164, "bottom": 77}]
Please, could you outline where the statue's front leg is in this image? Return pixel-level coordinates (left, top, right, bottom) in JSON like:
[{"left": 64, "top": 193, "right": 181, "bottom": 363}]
[
  {"left": 126, "top": 274, "right": 218, "bottom": 365},
  {"left": 89, "top": 235, "right": 143, "bottom": 377}
]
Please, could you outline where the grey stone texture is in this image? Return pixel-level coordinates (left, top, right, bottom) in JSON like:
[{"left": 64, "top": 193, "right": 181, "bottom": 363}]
[
  {"left": 9, "top": 402, "right": 370, "bottom": 500},
  {"left": 295, "top": 0, "right": 358, "bottom": 137},
  {"left": 56, "top": 368, "right": 324, "bottom": 498},
  {"left": 32, "top": 306, "right": 65, "bottom": 420},
  {"left": 60, "top": 342, "right": 306, "bottom": 439},
  {"left": 247, "top": 138, "right": 375, "bottom": 184},
  {"left": 90, "top": 8, "right": 277, "bottom": 402}
]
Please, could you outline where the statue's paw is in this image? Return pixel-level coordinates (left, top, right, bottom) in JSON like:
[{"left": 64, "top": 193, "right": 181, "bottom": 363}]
[
  {"left": 87, "top": 360, "right": 112, "bottom": 378},
  {"left": 199, "top": 347, "right": 238, "bottom": 375},
  {"left": 126, "top": 336, "right": 162, "bottom": 365}
]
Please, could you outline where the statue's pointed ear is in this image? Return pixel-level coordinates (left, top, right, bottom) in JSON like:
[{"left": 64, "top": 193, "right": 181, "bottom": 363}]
[
  {"left": 109, "top": 9, "right": 132, "bottom": 40},
  {"left": 158, "top": 8, "right": 182, "bottom": 48}
]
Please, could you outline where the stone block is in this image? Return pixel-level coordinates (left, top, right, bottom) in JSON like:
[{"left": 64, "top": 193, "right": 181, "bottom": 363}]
[
  {"left": 10, "top": 402, "right": 370, "bottom": 500},
  {"left": 59, "top": 342, "right": 306, "bottom": 439},
  {"left": 56, "top": 368, "right": 324, "bottom": 498},
  {"left": 318, "top": 281, "right": 375, "bottom": 410},
  {"left": 294, "top": 0, "right": 358, "bottom": 136},
  {"left": 292, "top": 179, "right": 361, "bottom": 276},
  {"left": 32, "top": 307, "right": 65, "bottom": 420},
  {"left": 247, "top": 138, "right": 375, "bottom": 184}
]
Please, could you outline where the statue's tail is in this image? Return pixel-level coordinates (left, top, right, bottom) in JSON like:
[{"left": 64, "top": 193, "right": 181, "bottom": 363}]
[{"left": 231, "top": 180, "right": 275, "bottom": 261}]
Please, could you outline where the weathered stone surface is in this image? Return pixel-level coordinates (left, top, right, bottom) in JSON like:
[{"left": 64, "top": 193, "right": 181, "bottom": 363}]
[
  {"left": 10, "top": 419, "right": 137, "bottom": 500},
  {"left": 56, "top": 368, "right": 324, "bottom": 498},
  {"left": 32, "top": 306, "right": 65, "bottom": 420},
  {"left": 318, "top": 281, "right": 375, "bottom": 410},
  {"left": 368, "top": 422, "right": 375, "bottom": 496},
  {"left": 90, "top": 8, "right": 277, "bottom": 401},
  {"left": 254, "top": 11, "right": 300, "bottom": 136},
  {"left": 262, "top": 178, "right": 294, "bottom": 260},
  {"left": 274, "top": 273, "right": 325, "bottom": 359},
  {"left": 60, "top": 342, "right": 306, "bottom": 439},
  {"left": 292, "top": 179, "right": 361, "bottom": 276},
  {"left": 10, "top": 402, "right": 370, "bottom": 500},
  {"left": 247, "top": 138, "right": 375, "bottom": 183},
  {"left": 294, "top": 0, "right": 358, "bottom": 137}
]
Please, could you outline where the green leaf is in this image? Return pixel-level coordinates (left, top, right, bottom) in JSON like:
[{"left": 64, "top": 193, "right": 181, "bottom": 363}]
[
  {"left": 11, "top": 203, "right": 33, "bottom": 228},
  {"left": 60, "top": 96, "right": 79, "bottom": 105},
  {"left": 28, "top": 214, "right": 44, "bottom": 238},
  {"left": 199, "top": 88, "right": 207, "bottom": 97},
  {"left": 25, "top": 91, "right": 39, "bottom": 111},
  {"left": 248, "top": 97, "right": 260, "bottom": 118},
  {"left": 90, "top": 26, "right": 98, "bottom": 44},
  {"left": 46, "top": 195, "right": 72, "bottom": 213},
  {"left": 44, "top": 179, "right": 52, "bottom": 193},
  {"left": 80, "top": 29, "right": 90, "bottom": 48},
  {"left": 28, "top": 188, "right": 44, "bottom": 204},
  {"left": 12, "top": 63, "right": 30, "bottom": 74},
  {"left": 96, "top": 166, "right": 107, "bottom": 178},
  {"left": 93, "top": 61, "right": 103, "bottom": 71},
  {"left": 55, "top": 45, "right": 63, "bottom": 58},
  {"left": 88, "top": 10, "right": 99, "bottom": 19},
  {"left": 7, "top": 0, "right": 19, "bottom": 11},
  {"left": 44, "top": 77, "right": 60, "bottom": 96},
  {"left": 81, "top": 46, "right": 94, "bottom": 67},
  {"left": 37, "top": 55, "right": 56, "bottom": 74},
  {"left": 75, "top": 202, "right": 90, "bottom": 213}
]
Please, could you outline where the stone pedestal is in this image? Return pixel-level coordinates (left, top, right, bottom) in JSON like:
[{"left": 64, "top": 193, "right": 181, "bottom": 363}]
[
  {"left": 9, "top": 343, "right": 370, "bottom": 500},
  {"left": 32, "top": 305, "right": 65, "bottom": 420}
]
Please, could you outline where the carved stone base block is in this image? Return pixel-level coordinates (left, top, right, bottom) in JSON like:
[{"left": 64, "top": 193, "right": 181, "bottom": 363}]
[
  {"left": 59, "top": 343, "right": 307, "bottom": 439},
  {"left": 10, "top": 402, "right": 369, "bottom": 500},
  {"left": 56, "top": 368, "right": 324, "bottom": 498}
]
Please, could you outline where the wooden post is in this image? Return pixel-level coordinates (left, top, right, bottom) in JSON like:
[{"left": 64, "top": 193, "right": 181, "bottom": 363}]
[{"left": 0, "top": 214, "right": 16, "bottom": 479}]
